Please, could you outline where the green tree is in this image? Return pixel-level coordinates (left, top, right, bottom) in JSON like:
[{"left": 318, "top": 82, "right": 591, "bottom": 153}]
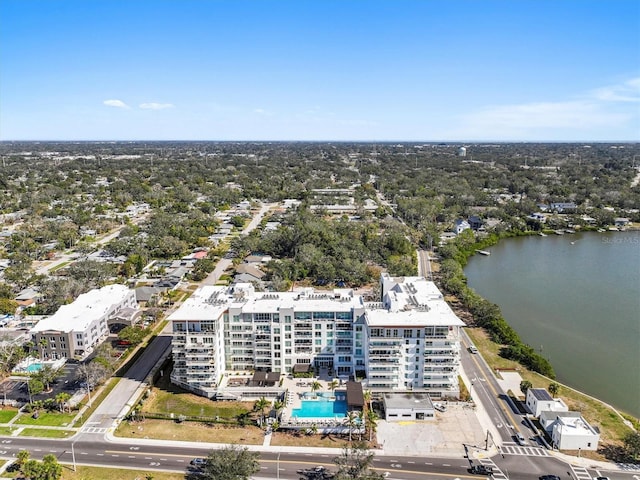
[
  {"left": 27, "top": 378, "right": 44, "bottom": 403},
  {"left": 328, "top": 379, "right": 339, "bottom": 393},
  {"left": 253, "top": 397, "right": 270, "bottom": 426},
  {"left": 519, "top": 380, "right": 533, "bottom": 396},
  {"left": 310, "top": 380, "right": 322, "bottom": 393},
  {"left": 623, "top": 431, "right": 640, "bottom": 461},
  {"left": 16, "top": 449, "right": 30, "bottom": 472},
  {"left": 548, "top": 382, "right": 560, "bottom": 398},
  {"left": 118, "top": 326, "right": 148, "bottom": 345},
  {"left": 0, "top": 298, "right": 17, "bottom": 315},
  {"left": 35, "top": 364, "right": 60, "bottom": 392},
  {"left": 55, "top": 392, "right": 72, "bottom": 412},
  {"left": 333, "top": 441, "right": 384, "bottom": 480},
  {"left": 201, "top": 445, "right": 260, "bottom": 480}
]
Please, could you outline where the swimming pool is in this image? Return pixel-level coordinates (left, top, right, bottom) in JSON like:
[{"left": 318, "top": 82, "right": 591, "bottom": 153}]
[
  {"left": 25, "top": 363, "right": 43, "bottom": 373},
  {"left": 291, "top": 399, "right": 348, "bottom": 418}
]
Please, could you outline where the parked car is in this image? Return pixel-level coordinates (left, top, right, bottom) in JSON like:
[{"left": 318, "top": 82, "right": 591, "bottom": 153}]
[
  {"left": 593, "top": 477, "right": 611, "bottom": 480},
  {"left": 433, "top": 402, "right": 447, "bottom": 412},
  {"left": 539, "top": 475, "right": 561, "bottom": 480},
  {"left": 515, "top": 432, "right": 527, "bottom": 445},
  {"left": 469, "top": 464, "right": 493, "bottom": 475}
]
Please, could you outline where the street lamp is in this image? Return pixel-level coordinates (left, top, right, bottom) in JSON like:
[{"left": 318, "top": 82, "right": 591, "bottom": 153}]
[{"left": 71, "top": 440, "right": 76, "bottom": 472}]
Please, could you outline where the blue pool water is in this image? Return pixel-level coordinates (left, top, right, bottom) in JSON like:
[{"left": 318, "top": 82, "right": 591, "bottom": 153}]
[
  {"left": 25, "top": 363, "right": 43, "bottom": 373},
  {"left": 292, "top": 399, "right": 348, "bottom": 418}
]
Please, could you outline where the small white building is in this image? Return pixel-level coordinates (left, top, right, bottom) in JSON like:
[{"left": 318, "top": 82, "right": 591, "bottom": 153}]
[
  {"left": 383, "top": 393, "right": 435, "bottom": 421},
  {"left": 526, "top": 388, "right": 569, "bottom": 417},
  {"left": 453, "top": 219, "right": 471, "bottom": 235},
  {"left": 540, "top": 411, "right": 600, "bottom": 451}
]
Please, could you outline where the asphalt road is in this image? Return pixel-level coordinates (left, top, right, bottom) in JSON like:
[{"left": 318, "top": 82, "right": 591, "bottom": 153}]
[
  {"left": 81, "top": 334, "right": 172, "bottom": 431},
  {"left": 0, "top": 436, "right": 633, "bottom": 480}
]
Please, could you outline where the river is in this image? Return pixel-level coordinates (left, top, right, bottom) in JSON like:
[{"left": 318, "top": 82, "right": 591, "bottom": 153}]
[{"left": 464, "top": 230, "right": 640, "bottom": 418}]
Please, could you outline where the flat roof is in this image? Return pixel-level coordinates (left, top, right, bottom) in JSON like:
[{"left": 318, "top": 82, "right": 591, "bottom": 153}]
[
  {"left": 30, "top": 285, "right": 132, "bottom": 333},
  {"left": 530, "top": 388, "right": 554, "bottom": 401},
  {"left": 383, "top": 393, "right": 434, "bottom": 410}
]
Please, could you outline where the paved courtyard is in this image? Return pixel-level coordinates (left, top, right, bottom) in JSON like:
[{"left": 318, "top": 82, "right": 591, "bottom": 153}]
[{"left": 377, "top": 403, "right": 486, "bottom": 457}]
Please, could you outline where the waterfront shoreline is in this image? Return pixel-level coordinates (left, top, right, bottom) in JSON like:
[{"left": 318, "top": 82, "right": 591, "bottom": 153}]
[{"left": 462, "top": 230, "right": 640, "bottom": 419}]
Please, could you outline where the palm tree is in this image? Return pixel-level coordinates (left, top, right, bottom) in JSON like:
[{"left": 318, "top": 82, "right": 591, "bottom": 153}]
[
  {"left": 344, "top": 411, "right": 358, "bottom": 442},
  {"left": 38, "top": 338, "right": 48, "bottom": 361},
  {"left": 357, "top": 410, "right": 365, "bottom": 440},
  {"left": 273, "top": 400, "right": 284, "bottom": 420},
  {"left": 310, "top": 380, "right": 322, "bottom": 394},
  {"left": 519, "top": 380, "right": 533, "bottom": 396},
  {"left": 253, "top": 397, "right": 271, "bottom": 426},
  {"left": 548, "top": 382, "right": 560, "bottom": 398},
  {"left": 55, "top": 392, "right": 71, "bottom": 412},
  {"left": 328, "top": 379, "right": 339, "bottom": 394},
  {"left": 366, "top": 409, "right": 379, "bottom": 443},
  {"left": 363, "top": 389, "right": 372, "bottom": 413}
]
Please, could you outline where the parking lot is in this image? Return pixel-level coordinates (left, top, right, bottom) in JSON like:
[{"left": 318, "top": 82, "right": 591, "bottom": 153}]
[
  {"left": 0, "top": 361, "right": 81, "bottom": 405},
  {"left": 377, "top": 403, "right": 485, "bottom": 457}
]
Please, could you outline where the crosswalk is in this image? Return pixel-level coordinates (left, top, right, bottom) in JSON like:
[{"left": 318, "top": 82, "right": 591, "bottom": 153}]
[
  {"left": 476, "top": 458, "right": 508, "bottom": 480},
  {"left": 570, "top": 464, "right": 592, "bottom": 480},
  {"left": 500, "top": 444, "right": 549, "bottom": 456},
  {"left": 81, "top": 426, "right": 108, "bottom": 434}
]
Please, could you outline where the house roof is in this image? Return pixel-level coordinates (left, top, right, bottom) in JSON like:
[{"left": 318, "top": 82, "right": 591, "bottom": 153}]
[
  {"left": 346, "top": 381, "right": 364, "bottom": 408},
  {"left": 383, "top": 393, "right": 434, "bottom": 410},
  {"left": 235, "top": 264, "right": 266, "bottom": 279},
  {"left": 529, "top": 388, "right": 553, "bottom": 401},
  {"left": 293, "top": 363, "right": 311, "bottom": 373},
  {"left": 135, "top": 286, "right": 162, "bottom": 302}
]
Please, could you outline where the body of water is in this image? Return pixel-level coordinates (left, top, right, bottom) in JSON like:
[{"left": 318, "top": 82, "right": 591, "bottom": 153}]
[{"left": 464, "top": 230, "right": 640, "bottom": 418}]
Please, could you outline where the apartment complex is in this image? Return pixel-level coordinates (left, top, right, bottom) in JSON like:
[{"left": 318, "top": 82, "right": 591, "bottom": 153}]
[
  {"left": 30, "top": 284, "right": 137, "bottom": 360},
  {"left": 169, "top": 274, "right": 464, "bottom": 399}
]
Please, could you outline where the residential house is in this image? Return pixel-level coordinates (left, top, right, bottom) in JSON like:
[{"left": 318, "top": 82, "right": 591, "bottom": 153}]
[
  {"left": 540, "top": 411, "right": 600, "bottom": 451},
  {"left": 525, "top": 388, "right": 569, "bottom": 417},
  {"left": 453, "top": 219, "right": 471, "bottom": 235}
]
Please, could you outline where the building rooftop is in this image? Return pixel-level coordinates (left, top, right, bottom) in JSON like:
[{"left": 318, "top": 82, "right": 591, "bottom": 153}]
[
  {"left": 30, "top": 284, "right": 132, "bottom": 333},
  {"left": 383, "top": 393, "right": 434, "bottom": 410},
  {"left": 530, "top": 388, "right": 554, "bottom": 401}
]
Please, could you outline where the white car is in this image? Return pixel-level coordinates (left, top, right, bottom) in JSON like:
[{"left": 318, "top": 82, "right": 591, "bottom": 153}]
[
  {"left": 515, "top": 432, "right": 527, "bottom": 445},
  {"left": 434, "top": 402, "right": 447, "bottom": 412},
  {"left": 468, "top": 345, "right": 478, "bottom": 354}
]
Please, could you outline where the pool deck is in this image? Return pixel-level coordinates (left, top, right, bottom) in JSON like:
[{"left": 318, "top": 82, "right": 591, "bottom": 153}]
[{"left": 280, "top": 377, "right": 356, "bottom": 431}]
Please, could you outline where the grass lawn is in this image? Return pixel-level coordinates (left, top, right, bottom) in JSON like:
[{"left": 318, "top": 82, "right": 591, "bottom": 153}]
[
  {"left": 142, "top": 374, "right": 253, "bottom": 420},
  {"left": 19, "top": 428, "right": 75, "bottom": 438},
  {"left": 114, "top": 418, "right": 264, "bottom": 444},
  {"left": 465, "top": 327, "right": 636, "bottom": 446},
  {"left": 0, "top": 408, "right": 19, "bottom": 423},
  {"left": 3, "top": 465, "right": 185, "bottom": 480},
  {"left": 0, "top": 426, "right": 13, "bottom": 435},
  {"left": 270, "top": 430, "right": 355, "bottom": 449},
  {"left": 15, "top": 411, "right": 77, "bottom": 427},
  {"left": 59, "top": 466, "right": 185, "bottom": 480}
]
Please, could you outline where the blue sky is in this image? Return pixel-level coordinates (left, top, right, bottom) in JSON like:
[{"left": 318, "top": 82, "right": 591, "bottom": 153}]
[{"left": 1, "top": 0, "right": 639, "bottom": 141}]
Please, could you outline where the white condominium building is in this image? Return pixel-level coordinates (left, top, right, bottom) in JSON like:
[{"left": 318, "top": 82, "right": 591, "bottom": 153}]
[
  {"left": 169, "top": 274, "right": 464, "bottom": 399},
  {"left": 30, "top": 284, "right": 137, "bottom": 360}
]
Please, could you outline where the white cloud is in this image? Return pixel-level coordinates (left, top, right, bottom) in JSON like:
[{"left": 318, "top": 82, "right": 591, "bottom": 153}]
[
  {"left": 103, "top": 99, "right": 130, "bottom": 109},
  {"left": 139, "top": 102, "right": 174, "bottom": 110},
  {"left": 452, "top": 77, "right": 639, "bottom": 140},
  {"left": 253, "top": 108, "right": 274, "bottom": 116},
  {"left": 590, "top": 77, "right": 640, "bottom": 103}
]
